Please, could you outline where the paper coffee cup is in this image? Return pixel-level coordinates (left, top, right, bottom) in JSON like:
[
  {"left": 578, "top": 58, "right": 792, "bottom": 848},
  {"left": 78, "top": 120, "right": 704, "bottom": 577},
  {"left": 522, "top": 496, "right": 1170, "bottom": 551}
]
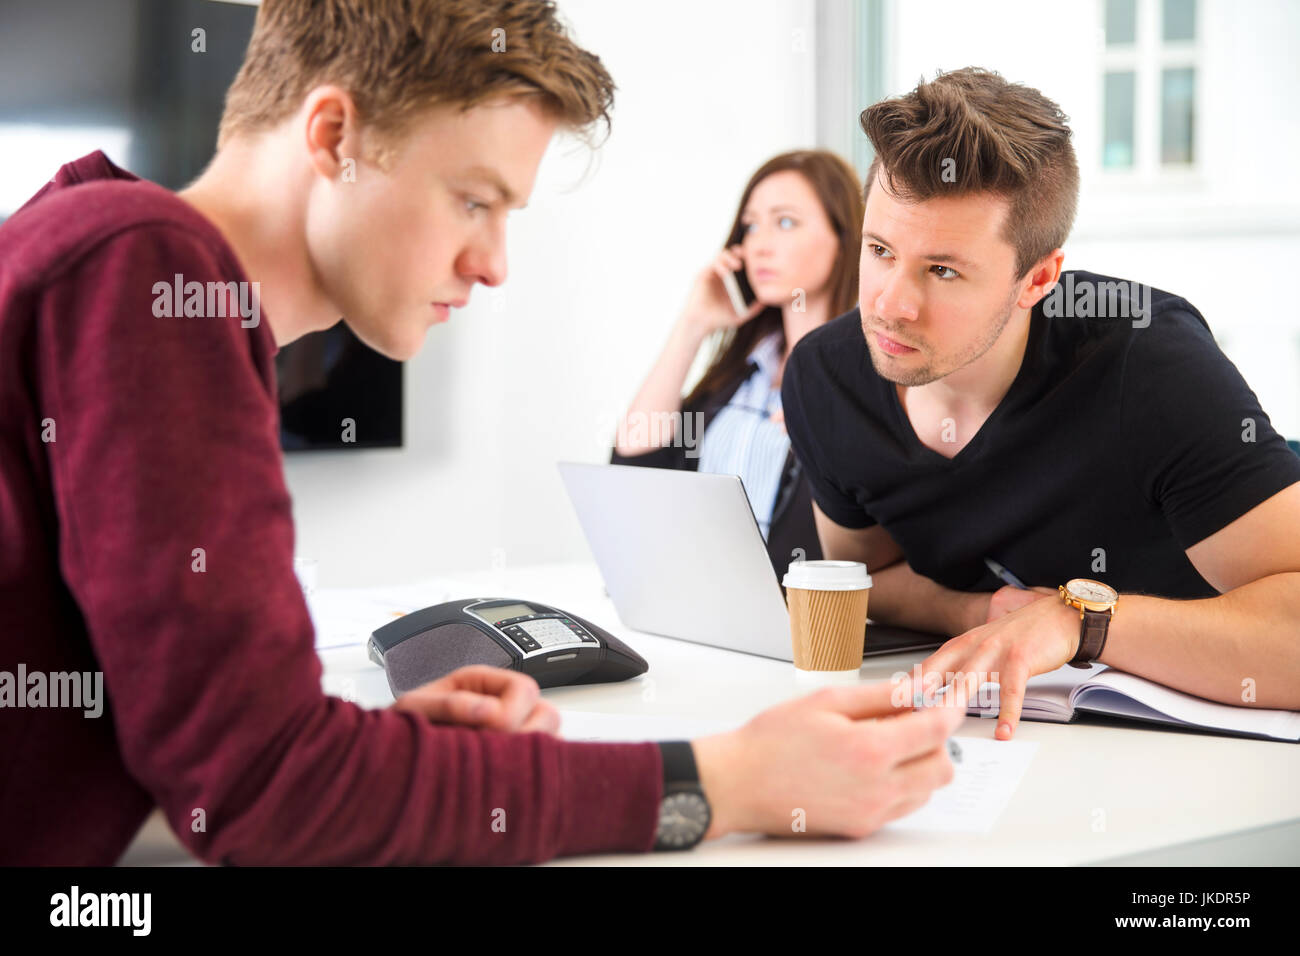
[{"left": 782, "top": 560, "right": 872, "bottom": 672}]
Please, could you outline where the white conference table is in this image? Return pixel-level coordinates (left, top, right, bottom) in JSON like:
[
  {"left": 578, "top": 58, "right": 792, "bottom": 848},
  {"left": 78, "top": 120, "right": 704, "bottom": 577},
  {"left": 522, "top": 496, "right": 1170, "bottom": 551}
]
[{"left": 121, "top": 561, "right": 1300, "bottom": 866}]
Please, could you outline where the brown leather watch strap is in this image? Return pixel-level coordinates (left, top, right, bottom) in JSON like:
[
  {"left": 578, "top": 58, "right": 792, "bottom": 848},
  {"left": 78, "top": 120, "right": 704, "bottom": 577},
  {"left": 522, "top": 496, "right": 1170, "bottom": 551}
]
[{"left": 1068, "top": 608, "right": 1111, "bottom": 669}]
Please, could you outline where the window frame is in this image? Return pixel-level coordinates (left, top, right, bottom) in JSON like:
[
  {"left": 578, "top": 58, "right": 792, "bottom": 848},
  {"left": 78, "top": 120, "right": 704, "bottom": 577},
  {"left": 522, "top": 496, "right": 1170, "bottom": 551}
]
[{"left": 1098, "top": 0, "right": 1205, "bottom": 184}]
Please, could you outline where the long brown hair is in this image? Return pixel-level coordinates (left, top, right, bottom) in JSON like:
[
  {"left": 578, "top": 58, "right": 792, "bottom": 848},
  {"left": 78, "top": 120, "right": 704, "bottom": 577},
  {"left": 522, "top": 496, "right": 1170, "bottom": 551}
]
[{"left": 683, "top": 149, "right": 863, "bottom": 409}]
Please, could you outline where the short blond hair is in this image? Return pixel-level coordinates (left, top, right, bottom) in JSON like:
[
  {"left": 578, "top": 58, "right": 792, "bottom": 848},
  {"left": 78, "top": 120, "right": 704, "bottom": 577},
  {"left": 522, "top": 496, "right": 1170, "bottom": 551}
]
[{"left": 218, "top": 0, "right": 615, "bottom": 160}]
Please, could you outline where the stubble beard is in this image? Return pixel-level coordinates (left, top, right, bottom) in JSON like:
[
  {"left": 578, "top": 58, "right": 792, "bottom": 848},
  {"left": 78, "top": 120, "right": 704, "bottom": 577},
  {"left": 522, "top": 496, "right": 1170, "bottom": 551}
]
[{"left": 863, "top": 287, "right": 1019, "bottom": 388}]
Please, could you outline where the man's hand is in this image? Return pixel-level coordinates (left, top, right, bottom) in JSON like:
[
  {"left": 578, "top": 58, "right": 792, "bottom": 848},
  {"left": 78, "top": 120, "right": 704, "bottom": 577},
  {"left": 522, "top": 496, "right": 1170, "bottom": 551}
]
[
  {"left": 692, "top": 676, "right": 967, "bottom": 840},
  {"left": 922, "top": 593, "right": 1080, "bottom": 741},
  {"left": 985, "top": 584, "right": 1057, "bottom": 623},
  {"left": 392, "top": 665, "right": 561, "bottom": 734}
]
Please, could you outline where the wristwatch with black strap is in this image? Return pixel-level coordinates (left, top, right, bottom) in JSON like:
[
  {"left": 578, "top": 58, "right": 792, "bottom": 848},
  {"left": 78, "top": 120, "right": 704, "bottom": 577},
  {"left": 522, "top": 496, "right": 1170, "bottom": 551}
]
[
  {"left": 653, "top": 741, "right": 711, "bottom": 851},
  {"left": 1059, "top": 578, "right": 1118, "bottom": 668}
]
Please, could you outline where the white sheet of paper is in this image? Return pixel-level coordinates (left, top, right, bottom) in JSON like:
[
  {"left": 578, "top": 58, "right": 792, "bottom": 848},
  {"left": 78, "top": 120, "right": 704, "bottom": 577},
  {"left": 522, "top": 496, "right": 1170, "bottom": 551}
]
[
  {"left": 308, "top": 581, "right": 452, "bottom": 649},
  {"left": 884, "top": 735, "right": 1039, "bottom": 835},
  {"left": 558, "top": 710, "right": 739, "bottom": 743},
  {"left": 559, "top": 711, "right": 1038, "bottom": 836}
]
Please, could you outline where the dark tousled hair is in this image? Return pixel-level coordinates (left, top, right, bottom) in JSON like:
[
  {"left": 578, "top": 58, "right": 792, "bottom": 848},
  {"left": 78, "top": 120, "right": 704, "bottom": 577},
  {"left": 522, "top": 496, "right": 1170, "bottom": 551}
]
[{"left": 861, "top": 67, "right": 1079, "bottom": 277}]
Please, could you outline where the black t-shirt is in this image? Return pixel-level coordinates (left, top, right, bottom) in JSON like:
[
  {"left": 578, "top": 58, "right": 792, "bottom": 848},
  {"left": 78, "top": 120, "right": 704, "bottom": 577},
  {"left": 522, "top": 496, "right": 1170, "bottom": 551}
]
[{"left": 781, "top": 270, "right": 1300, "bottom": 599}]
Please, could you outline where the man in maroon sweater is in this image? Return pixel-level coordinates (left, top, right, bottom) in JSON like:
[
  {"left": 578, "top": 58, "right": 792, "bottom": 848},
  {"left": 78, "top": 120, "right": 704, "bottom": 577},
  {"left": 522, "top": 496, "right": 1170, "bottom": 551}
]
[{"left": 0, "top": 0, "right": 963, "bottom": 865}]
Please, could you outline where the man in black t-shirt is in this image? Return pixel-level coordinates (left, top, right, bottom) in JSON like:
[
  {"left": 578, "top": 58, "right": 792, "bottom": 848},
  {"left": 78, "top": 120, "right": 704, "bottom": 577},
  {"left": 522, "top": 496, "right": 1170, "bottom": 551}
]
[{"left": 781, "top": 69, "right": 1300, "bottom": 738}]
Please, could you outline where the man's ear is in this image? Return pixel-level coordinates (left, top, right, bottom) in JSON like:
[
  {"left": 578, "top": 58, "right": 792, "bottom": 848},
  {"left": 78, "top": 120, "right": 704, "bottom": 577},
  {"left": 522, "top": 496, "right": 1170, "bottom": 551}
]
[
  {"left": 302, "top": 85, "right": 364, "bottom": 180},
  {"left": 1016, "top": 249, "right": 1065, "bottom": 310}
]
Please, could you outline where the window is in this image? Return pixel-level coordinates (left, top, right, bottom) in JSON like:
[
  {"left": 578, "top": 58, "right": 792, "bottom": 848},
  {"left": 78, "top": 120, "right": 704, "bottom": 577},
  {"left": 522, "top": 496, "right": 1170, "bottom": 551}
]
[
  {"left": 1160, "top": 66, "right": 1195, "bottom": 163},
  {"left": 1100, "top": 0, "right": 1200, "bottom": 174},
  {"left": 1103, "top": 71, "right": 1136, "bottom": 168}
]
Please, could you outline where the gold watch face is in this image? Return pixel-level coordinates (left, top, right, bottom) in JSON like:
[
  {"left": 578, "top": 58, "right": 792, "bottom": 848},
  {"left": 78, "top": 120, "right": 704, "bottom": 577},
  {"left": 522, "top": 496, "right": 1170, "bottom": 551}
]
[{"left": 1066, "top": 578, "right": 1118, "bottom": 607}]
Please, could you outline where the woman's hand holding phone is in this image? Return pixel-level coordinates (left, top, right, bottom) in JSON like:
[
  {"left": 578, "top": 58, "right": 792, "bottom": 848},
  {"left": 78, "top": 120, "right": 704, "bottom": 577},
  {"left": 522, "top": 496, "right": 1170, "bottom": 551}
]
[{"left": 679, "top": 246, "right": 764, "bottom": 340}]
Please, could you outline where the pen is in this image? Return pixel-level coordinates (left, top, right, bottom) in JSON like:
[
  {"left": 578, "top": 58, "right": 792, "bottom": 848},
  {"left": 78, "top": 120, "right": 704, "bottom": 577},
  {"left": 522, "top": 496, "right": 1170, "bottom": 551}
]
[
  {"left": 911, "top": 682, "right": 963, "bottom": 764},
  {"left": 984, "top": 557, "right": 1027, "bottom": 590}
]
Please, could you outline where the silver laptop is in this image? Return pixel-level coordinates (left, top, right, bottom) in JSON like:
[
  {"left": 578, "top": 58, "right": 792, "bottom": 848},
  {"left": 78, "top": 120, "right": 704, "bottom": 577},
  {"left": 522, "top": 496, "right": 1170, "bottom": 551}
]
[{"left": 557, "top": 462, "right": 945, "bottom": 661}]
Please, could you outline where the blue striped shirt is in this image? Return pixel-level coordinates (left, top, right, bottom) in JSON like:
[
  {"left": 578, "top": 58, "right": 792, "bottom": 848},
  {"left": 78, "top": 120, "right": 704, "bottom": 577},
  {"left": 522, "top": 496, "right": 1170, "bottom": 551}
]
[{"left": 697, "top": 332, "right": 791, "bottom": 540}]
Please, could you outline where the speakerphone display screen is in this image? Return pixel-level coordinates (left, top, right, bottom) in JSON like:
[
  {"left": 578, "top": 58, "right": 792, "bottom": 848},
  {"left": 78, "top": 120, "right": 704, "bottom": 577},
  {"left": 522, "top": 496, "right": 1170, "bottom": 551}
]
[{"left": 475, "top": 603, "right": 544, "bottom": 625}]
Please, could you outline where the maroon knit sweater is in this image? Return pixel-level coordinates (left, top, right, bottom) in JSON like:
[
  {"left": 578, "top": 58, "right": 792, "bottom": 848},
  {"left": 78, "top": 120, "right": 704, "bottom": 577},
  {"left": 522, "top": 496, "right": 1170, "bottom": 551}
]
[{"left": 0, "top": 152, "right": 661, "bottom": 865}]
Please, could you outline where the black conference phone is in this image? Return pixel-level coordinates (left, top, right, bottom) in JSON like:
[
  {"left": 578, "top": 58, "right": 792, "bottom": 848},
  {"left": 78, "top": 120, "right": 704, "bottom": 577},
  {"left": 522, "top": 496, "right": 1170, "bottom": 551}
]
[{"left": 368, "top": 597, "right": 648, "bottom": 697}]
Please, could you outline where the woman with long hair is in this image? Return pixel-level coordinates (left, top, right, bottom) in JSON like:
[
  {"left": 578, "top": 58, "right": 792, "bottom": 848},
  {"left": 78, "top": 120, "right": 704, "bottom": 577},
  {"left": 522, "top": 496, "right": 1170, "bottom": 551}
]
[{"left": 612, "top": 149, "right": 864, "bottom": 576}]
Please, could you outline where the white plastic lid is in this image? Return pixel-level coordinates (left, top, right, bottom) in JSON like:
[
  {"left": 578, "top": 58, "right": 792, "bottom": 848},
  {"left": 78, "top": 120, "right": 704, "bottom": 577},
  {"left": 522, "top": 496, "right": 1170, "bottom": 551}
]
[{"left": 782, "top": 559, "right": 872, "bottom": 591}]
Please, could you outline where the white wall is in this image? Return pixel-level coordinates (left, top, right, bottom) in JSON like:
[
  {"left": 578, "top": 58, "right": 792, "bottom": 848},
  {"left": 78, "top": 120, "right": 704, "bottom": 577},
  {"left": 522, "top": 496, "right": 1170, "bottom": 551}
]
[{"left": 284, "top": 0, "right": 818, "bottom": 586}]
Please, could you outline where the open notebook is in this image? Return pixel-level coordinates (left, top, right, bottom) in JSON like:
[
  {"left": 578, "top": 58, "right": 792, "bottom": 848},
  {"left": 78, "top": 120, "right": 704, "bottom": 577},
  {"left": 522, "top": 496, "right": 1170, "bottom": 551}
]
[{"left": 967, "top": 663, "right": 1300, "bottom": 743}]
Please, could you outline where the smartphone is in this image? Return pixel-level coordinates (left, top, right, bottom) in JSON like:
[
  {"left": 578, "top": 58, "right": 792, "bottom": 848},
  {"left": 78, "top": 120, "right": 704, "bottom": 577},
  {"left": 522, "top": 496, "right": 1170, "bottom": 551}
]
[{"left": 720, "top": 269, "right": 749, "bottom": 318}]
